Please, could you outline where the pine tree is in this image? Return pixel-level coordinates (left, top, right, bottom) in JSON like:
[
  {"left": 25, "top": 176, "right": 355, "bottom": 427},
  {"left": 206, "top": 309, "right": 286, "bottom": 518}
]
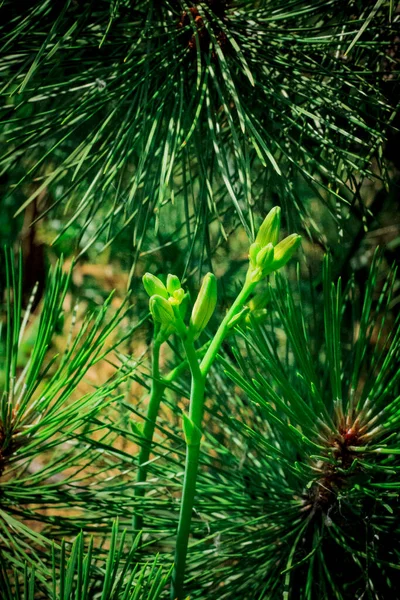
[{"left": 0, "top": 1, "right": 399, "bottom": 599}]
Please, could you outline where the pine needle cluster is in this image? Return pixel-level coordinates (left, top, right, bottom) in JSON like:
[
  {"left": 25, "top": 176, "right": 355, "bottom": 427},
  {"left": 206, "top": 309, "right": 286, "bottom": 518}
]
[{"left": 1, "top": 0, "right": 398, "bottom": 265}]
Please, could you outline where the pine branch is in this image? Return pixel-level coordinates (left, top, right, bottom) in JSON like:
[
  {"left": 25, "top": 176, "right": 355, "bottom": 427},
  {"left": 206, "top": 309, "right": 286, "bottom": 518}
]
[
  {"left": 0, "top": 521, "right": 171, "bottom": 599},
  {"left": 1, "top": 0, "right": 398, "bottom": 265}
]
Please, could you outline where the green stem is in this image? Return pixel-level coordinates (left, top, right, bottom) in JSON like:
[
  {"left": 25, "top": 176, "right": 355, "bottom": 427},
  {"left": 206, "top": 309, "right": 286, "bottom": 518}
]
[
  {"left": 164, "top": 340, "right": 211, "bottom": 384},
  {"left": 200, "top": 281, "right": 255, "bottom": 378},
  {"left": 133, "top": 338, "right": 211, "bottom": 534},
  {"left": 171, "top": 280, "right": 256, "bottom": 600},
  {"left": 171, "top": 377, "right": 204, "bottom": 599},
  {"left": 133, "top": 341, "right": 164, "bottom": 533}
]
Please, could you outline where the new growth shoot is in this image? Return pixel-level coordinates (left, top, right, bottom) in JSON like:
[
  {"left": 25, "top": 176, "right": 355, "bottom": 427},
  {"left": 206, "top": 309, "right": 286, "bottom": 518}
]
[{"left": 139, "top": 207, "right": 301, "bottom": 599}]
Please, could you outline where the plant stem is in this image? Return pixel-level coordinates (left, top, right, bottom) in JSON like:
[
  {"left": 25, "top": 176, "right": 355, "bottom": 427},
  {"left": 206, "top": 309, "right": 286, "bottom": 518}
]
[
  {"left": 200, "top": 281, "right": 255, "bottom": 377},
  {"left": 133, "top": 339, "right": 211, "bottom": 534},
  {"left": 171, "top": 376, "right": 204, "bottom": 599},
  {"left": 171, "top": 280, "right": 255, "bottom": 599},
  {"left": 133, "top": 340, "right": 164, "bottom": 533},
  {"left": 164, "top": 340, "right": 211, "bottom": 384}
]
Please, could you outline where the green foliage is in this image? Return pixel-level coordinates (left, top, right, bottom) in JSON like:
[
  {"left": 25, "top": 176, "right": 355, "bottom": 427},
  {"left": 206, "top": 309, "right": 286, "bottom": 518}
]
[
  {"left": 1, "top": 0, "right": 398, "bottom": 266},
  {"left": 98, "top": 248, "right": 397, "bottom": 599},
  {"left": 1, "top": 238, "right": 399, "bottom": 599},
  {"left": 174, "top": 254, "right": 400, "bottom": 598},
  {"left": 0, "top": 250, "right": 147, "bottom": 581},
  {"left": 0, "top": 2, "right": 399, "bottom": 599},
  {"left": 0, "top": 521, "right": 170, "bottom": 600}
]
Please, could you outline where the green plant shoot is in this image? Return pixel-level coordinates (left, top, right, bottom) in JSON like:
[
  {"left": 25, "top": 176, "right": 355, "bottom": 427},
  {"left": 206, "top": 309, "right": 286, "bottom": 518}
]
[{"left": 142, "top": 207, "right": 301, "bottom": 599}]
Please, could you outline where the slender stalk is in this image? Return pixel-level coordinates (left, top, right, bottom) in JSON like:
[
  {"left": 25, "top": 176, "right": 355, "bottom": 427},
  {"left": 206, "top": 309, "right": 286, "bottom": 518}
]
[
  {"left": 171, "top": 280, "right": 255, "bottom": 600},
  {"left": 200, "top": 280, "right": 255, "bottom": 378},
  {"left": 133, "top": 337, "right": 211, "bottom": 534},
  {"left": 171, "top": 376, "right": 204, "bottom": 599},
  {"left": 133, "top": 340, "right": 164, "bottom": 533},
  {"left": 164, "top": 340, "right": 211, "bottom": 384}
]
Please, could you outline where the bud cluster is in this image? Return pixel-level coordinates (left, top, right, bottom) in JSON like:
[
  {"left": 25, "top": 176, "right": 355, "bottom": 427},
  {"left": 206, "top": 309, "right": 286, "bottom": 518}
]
[
  {"left": 143, "top": 272, "right": 217, "bottom": 342},
  {"left": 143, "top": 207, "right": 300, "bottom": 343},
  {"left": 247, "top": 207, "right": 301, "bottom": 284}
]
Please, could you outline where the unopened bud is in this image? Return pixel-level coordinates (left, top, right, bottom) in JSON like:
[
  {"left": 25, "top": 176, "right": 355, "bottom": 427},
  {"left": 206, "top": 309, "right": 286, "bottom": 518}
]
[
  {"left": 272, "top": 234, "right": 302, "bottom": 270},
  {"left": 256, "top": 243, "right": 274, "bottom": 269},
  {"left": 130, "top": 421, "right": 144, "bottom": 437},
  {"left": 143, "top": 273, "right": 168, "bottom": 298},
  {"left": 249, "top": 242, "right": 261, "bottom": 267},
  {"left": 255, "top": 207, "right": 281, "bottom": 248},
  {"left": 247, "top": 243, "right": 274, "bottom": 283},
  {"left": 149, "top": 294, "right": 175, "bottom": 328},
  {"left": 189, "top": 273, "right": 217, "bottom": 339},
  {"left": 249, "top": 290, "right": 270, "bottom": 312},
  {"left": 167, "top": 274, "right": 181, "bottom": 295},
  {"left": 179, "top": 292, "right": 190, "bottom": 321},
  {"left": 168, "top": 287, "right": 185, "bottom": 306},
  {"left": 228, "top": 306, "right": 250, "bottom": 328}
]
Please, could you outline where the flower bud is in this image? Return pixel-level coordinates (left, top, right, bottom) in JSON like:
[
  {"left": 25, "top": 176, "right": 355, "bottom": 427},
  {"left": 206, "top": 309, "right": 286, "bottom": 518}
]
[
  {"left": 246, "top": 266, "right": 262, "bottom": 284},
  {"left": 272, "top": 234, "right": 302, "bottom": 270},
  {"left": 143, "top": 273, "right": 168, "bottom": 299},
  {"left": 130, "top": 420, "right": 144, "bottom": 437},
  {"left": 256, "top": 243, "right": 274, "bottom": 269},
  {"left": 228, "top": 306, "right": 250, "bottom": 328},
  {"left": 167, "top": 274, "right": 181, "bottom": 295},
  {"left": 255, "top": 206, "right": 281, "bottom": 248},
  {"left": 189, "top": 273, "right": 217, "bottom": 339},
  {"left": 249, "top": 242, "right": 261, "bottom": 267},
  {"left": 247, "top": 308, "right": 268, "bottom": 325},
  {"left": 149, "top": 294, "right": 175, "bottom": 328},
  {"left": 249, "top": 290, "right": 270, "bottom": 312},
  {"left": 179, "top": 292, "right": 190, "bottom": 321},
  {"left": 168, "top": 287, "right": 185, "bottom": 306},
  {"left": 247, "top": 243, "right": 274, "bottom": 283}
]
